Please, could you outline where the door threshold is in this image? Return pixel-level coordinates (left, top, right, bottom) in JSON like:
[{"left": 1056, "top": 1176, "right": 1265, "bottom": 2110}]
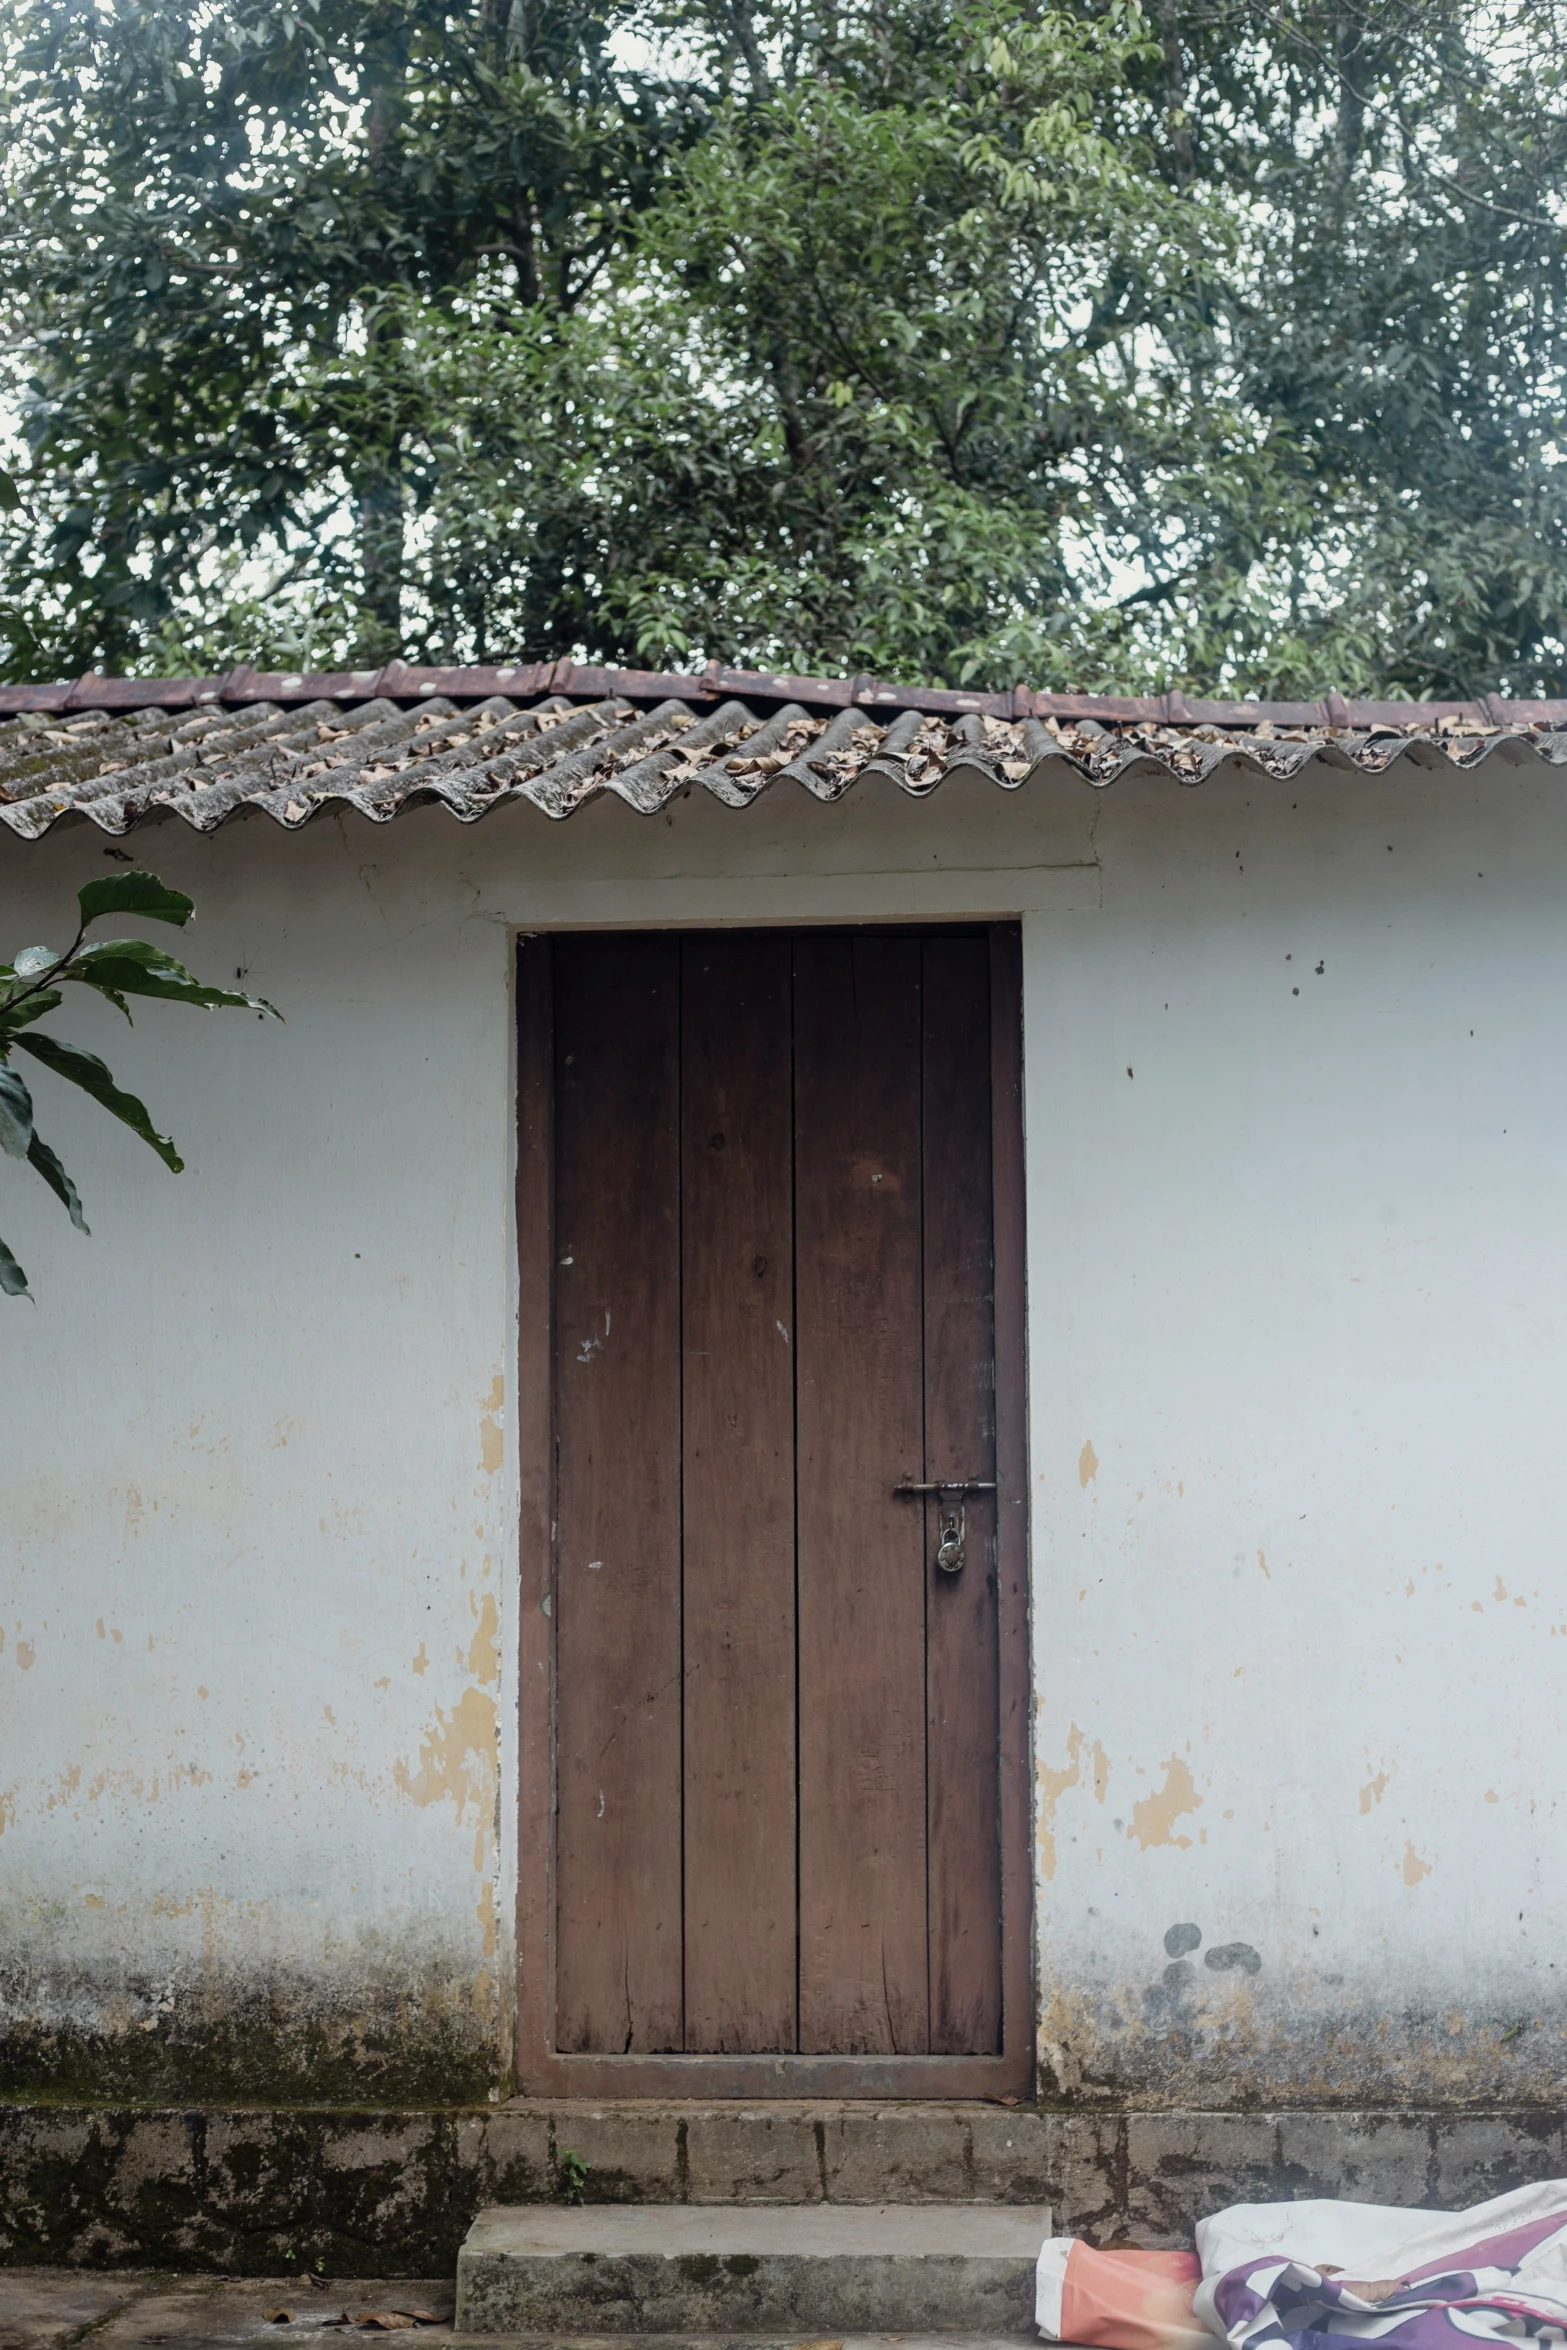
[{"left": 491, "top": 2099, "right": 1049, "bottom": 2207}]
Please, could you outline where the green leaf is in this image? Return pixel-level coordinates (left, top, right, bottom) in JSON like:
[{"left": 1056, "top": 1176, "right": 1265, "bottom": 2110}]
[
  {"left": 0, "top": 1234, "right": 29, "bottom": 1298},
  {"left": 76, "top": 871, "right": 195, "bottom": 930},
  {"left": 27, "top": 1130, "right": 89, "bottom": 1232},
  {"left": 91, "top": 984, "right": 136, "bottom": 1023},
  {"left": 0, "top": 988, "right": 62, "bottom": 1034},
  {"left": 0, "top": 468, "right": 20, "bottom": 516},
  {"left": 12, "top": 1031, "right": 184, "bottom": 1172},
  {"left": 0, "top": 1063, "right": 34, "bottom": 1158},
  {"left": 64, "top": 938, "right": 280, "bottom": 1017}
]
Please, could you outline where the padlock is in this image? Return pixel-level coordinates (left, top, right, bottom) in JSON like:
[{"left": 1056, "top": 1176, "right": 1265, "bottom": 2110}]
[{"left": 935, "top": 1509, "right": 966, "bottom": 1575}]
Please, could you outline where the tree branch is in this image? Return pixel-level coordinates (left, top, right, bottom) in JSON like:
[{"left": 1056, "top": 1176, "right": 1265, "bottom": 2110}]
[{"left": 1243, "top": 1, "right": 1564, "bottom": 230}]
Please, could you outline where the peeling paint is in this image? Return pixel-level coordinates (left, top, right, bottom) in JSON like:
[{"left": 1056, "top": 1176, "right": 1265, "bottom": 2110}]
[
  {"left": 1078, "top": 1440, "right": 1099, "bottom": 1488},
  {"left": 479, "top": 1376, "right": 505, "bottom": 1476},
  {"left": 466, "top": 1591, "right": 499, "bottom": 1687},
  {"left": 1127, "top": 1756, "right": 1202, "bottom": 1852},
  {"left": 1403, "top": 1840, "right": 1433, "bottom": 1886},
  {"left": 1037, "top": 1724, "right": 1087, "bottom": 1881},
  {"left": 394, "top": 1688, "right": 499, "bottom": 1822}
]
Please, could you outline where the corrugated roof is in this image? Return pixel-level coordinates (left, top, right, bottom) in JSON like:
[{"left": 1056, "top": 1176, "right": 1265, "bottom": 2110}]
[{"left": 2, "top": 659, "right": 1565, "bottom": 839}]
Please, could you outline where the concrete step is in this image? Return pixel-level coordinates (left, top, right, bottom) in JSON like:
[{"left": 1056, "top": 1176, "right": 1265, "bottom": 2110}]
[
  {"left": 447, "top": 2338, "right": 1041, "bottom": 2350},
  {"left": 455, "top": 2204, "right": 1049, "bottom": 2337}
]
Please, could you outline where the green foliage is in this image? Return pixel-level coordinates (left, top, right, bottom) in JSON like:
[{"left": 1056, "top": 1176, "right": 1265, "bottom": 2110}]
[
  {"left": 1, "top": 0, "right": 1565, "bottom": 695},
  {"left": 0, "top": 870, "right": 280, "bottom": 1299}
]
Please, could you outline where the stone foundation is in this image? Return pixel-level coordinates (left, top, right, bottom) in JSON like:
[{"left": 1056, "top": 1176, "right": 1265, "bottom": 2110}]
[{"left": 2, "top": 2103, "right": 1564, "bottom": 2275}]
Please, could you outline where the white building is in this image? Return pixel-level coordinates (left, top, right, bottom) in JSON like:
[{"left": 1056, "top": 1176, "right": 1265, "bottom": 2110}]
[{"left": 3, "top": 661, "right": 1564, "bottom": 2264}]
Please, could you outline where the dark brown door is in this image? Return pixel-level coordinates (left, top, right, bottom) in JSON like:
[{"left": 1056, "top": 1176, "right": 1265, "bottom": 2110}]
[{"left": 516, "top": 926, "right": 1031, "bottom": 2097}]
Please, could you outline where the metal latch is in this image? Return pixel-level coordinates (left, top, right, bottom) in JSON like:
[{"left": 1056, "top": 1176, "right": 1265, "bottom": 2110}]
[{"left": 892, "top": 1479, "right": 996, "bottom": 1576}]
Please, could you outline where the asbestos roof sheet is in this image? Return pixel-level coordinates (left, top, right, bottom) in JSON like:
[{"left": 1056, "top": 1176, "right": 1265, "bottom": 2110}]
[{"left": 2, "top": 660, "right": 1565, "bottom": 840}]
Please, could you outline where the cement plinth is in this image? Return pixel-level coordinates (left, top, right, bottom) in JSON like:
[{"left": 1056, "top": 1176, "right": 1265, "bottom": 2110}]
[
  {"left": 455, "top": 2204, "right": 1049, "bottom": 2336},
  {"left": 7, "top": 2103, "right": 1567, "bottom": 2273}
]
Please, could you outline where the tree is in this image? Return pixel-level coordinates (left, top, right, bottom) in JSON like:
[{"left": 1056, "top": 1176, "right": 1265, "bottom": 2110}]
[
  {"left": 1142, "top": 1, "right": 1567, "bottom": 697},
  {"left": 0, "top": 870, "right": 279, "bottom": 1299},
  {"left": 0, "top": 0, "right": 696, "bottom": 667},
  {"left": 0, "top": 0, "right": 1565, "bottom": 698}
]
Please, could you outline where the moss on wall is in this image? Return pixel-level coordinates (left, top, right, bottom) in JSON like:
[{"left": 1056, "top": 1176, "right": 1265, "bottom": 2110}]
[{"left": 0, "top": 1965, "right": 498, "bottom": 2107}]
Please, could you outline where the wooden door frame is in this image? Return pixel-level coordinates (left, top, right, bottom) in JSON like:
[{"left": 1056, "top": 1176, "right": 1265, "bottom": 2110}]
[{"left": 514, "top": 922, "right": 1034, "bottom": 2098}]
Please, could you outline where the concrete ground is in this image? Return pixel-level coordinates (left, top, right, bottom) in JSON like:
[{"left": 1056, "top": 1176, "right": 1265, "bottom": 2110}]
[
  {"left": 0, "top": 2273, "right": 455, "bottom": 2347},
  {"left": 0, "top": 2274, "right": 1036, "bottom": 2350}
]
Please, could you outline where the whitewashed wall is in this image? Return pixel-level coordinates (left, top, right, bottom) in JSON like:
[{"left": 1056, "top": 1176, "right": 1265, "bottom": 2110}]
[
  {"left": 1026, "top": 747, "right": 1567, "bottom": 2104},
  {"left": 2, "top": 741, "right": 1563, "bottom": 2105},
  {"left": 0, "top": 768, "right": 1090, "bottom": 2100}
]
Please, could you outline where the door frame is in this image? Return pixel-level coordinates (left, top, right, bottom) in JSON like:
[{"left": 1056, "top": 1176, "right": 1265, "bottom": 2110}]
[{"left": 514, "top": 921, "right": 1034, "bottom": 2098}]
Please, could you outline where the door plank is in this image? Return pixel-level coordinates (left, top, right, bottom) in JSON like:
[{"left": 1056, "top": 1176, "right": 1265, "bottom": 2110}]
[
  {"left": 681, "top": 933, "right": 798, "bottom": 2052},
  {"left": 921, "top": 935, "right": 1002, "bottom": 2053},
  {"left": 795, "top": 932, "right": 930, "bottom": 2055},
  {"left": 552, "top": 934, "right": 683, "bottom": 2053}
]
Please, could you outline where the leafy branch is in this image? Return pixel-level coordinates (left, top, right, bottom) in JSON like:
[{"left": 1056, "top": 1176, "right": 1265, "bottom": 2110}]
[{"left": 0, "top": 869, "right": 280, "bottom": 1300}]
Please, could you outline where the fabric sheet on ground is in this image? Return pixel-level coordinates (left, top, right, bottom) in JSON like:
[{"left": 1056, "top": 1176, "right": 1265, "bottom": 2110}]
[{"left": 1036, "top": 2179, "right": 1567, "bottom": 2350}]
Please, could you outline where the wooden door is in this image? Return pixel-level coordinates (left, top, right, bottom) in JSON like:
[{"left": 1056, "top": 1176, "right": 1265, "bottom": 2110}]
[{"left": 516, "top": 926, "right": 1031, "bottom": 2097}]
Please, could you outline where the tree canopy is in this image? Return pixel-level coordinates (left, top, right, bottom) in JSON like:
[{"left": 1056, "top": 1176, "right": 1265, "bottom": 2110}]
[{"left": 1, "top": 0, "right": 1565, "bottom": 698}]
